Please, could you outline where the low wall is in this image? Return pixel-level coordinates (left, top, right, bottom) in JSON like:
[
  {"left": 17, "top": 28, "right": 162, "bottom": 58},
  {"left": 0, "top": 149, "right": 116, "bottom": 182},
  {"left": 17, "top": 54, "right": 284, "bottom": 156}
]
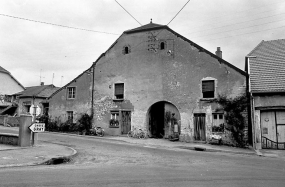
[
  {"left": 0, "top": 115, "right": 20, "bottom": 127},
  {"left": 0, "top": 133, "right": 18, "bottom": 146}
]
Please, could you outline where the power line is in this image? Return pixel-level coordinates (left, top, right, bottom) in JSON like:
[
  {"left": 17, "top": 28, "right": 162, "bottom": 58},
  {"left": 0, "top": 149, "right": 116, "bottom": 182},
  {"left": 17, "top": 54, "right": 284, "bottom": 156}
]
[
  {"left": 0, "top": 13, "right": 120, "bottom": 35},
  {"left": 114, "top": 0, "right": 142, "bottom": 26},
  {"left": 191, "top": 17, "right": 285, "bottom": 39},
  {"left": 188, "top": 12, "right": 285, "bottom": 36},
  {"left": 167, "top": 0, "right": 191, "bottom": 26},
  {"left": 196, "top": 25, "right": 285, "bottom": 43},
  {"left": 190, "top": 1, "right": 284, "bottom": 26}
]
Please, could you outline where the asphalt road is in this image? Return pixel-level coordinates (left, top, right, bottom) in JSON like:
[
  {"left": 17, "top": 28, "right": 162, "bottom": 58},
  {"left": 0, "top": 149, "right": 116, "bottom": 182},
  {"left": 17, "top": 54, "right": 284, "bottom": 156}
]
[{"left": 1, "top": 128, "right": 285, "bottom": 187}]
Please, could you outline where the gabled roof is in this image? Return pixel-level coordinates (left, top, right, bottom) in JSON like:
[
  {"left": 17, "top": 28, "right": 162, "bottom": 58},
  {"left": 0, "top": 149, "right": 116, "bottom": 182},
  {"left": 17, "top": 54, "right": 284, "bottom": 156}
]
[
  {"left": 247, "top": 39, "right": 285, "bottom": 93},
  {"left": 15, "top": 84, "right": 59, "bottom": 98},
  {"left": 124, "top": 22, "right": 165, "bottom": 34},
  {"left": 0, "top": 66, "right": 9, "bottom": 74},
  {"left": 48, "top": 66, "right": 94, "bottom": 99},
  {"left": 52, "top": 22, "right": 247, "bottom": 100},
  {"left": 120, "top": 22, "right": 247, "bottom": 76},
  {"left": 0, "top": 66, "right": 25, "bottom": 90}
]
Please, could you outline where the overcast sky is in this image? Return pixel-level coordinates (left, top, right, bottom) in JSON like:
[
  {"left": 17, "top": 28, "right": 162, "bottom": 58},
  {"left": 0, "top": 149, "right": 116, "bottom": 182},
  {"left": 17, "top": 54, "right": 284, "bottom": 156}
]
[{"left": 1, "top": 0, "right": 284, "bottom": 88}]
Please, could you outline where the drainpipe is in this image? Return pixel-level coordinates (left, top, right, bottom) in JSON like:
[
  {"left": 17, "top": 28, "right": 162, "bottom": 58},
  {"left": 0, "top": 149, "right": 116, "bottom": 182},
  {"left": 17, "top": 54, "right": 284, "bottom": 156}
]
[
  {"left": 245, "top": 56, "right": 256, "bottom": 148},
  {"left": 91, "top": 63, "right": 95, "bottom": 119}
]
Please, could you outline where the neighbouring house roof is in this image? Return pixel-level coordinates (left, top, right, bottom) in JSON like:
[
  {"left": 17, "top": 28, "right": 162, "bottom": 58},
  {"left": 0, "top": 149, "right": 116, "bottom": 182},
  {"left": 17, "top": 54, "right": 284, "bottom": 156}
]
[
  {"left": 0, "top": 65, "right": 25, "bottom": 91},
  {"left": 48, "top": 66, "right": 93, "bottom": 99},
  {"left": 247, "top": 39, "right": 285, "bottom": 93},
  {"left": 15, "top": 84, "right": 59, "bottom": 98}
]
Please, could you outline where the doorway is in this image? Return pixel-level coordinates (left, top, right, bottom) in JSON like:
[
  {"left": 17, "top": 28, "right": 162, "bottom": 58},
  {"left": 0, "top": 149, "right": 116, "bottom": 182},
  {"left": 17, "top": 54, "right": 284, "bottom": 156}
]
[
  {"left": 121, "top": 111, "right": 131, "bottom": 134},
  {"left": 194, "top": 113, "right": 206, "bottom": 141},
  {"left": 147, "top": 101, "right": 180, "bottom": 138},
  {"left": 261, "top": 110, "right": 285, "bottom": 149}
]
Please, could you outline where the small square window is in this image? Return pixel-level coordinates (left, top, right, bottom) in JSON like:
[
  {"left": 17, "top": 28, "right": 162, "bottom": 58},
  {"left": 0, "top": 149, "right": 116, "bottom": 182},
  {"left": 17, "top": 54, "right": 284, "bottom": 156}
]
[
  {"left": 67, "top": 87, "right": 76, "bottom": 99},
  {"left": 213, "top": 114, "right": 217, "bottom": 119},
  {"left": 114, "top": 83, "right": 124, "bottom": 100},
  {"left": 219, "top": 114, "right": 223, "bottom": 119},
  {"left": 110, "top": 111, "right": 119, "bottom": 128},
  {"left": 202, "top": 80, "right": 215, "bottom": 98}
]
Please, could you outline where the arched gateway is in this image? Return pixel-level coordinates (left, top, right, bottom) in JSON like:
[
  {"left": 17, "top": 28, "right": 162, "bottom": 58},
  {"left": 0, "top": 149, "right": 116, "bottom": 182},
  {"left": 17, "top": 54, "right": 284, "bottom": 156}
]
[{"left": 146, "top": 101, "right": 181, "bottom": 138}]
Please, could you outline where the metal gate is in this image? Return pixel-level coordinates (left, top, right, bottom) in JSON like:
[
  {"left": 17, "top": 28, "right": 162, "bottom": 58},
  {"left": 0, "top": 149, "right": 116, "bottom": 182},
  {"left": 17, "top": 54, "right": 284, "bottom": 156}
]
[
  {"left": 121, "top": 111, "right": 131, "bottom": 134},
  {"left": 194, "top": 114, "right": 206, "bottom": 141}
]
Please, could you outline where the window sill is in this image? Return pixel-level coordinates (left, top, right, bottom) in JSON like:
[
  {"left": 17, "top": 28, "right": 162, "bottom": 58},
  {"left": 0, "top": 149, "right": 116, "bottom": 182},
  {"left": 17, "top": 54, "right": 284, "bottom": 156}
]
[
  {"left": 200, "top": 98, "right": 216, "bottom": 101},
  {"left": 113, "top": 99, "right": 124, "bottom": 102}
]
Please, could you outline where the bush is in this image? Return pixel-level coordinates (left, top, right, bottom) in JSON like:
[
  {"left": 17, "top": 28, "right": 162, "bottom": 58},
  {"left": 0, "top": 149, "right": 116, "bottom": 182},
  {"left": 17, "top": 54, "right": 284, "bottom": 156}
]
[
  {"left": 215, "top": 94, "right": 248, "bottom": 147},
  {"left": 38, "top": 114, "right": 59, "bottom": 132},
  {"left": 78, "top": 113, "right": 92, "bottom": 133},
  {"left": 212, "top": 123, "right": 224, "bottom": 132}
]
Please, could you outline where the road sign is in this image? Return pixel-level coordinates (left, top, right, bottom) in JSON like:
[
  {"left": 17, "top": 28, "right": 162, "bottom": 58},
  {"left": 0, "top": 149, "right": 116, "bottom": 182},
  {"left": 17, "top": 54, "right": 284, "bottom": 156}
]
[
  {"left": 29, "top": 123, "right": 45, "bottom": 132},
  {"left": 29, "top": 105, "right": 41, "bottom": 116}
]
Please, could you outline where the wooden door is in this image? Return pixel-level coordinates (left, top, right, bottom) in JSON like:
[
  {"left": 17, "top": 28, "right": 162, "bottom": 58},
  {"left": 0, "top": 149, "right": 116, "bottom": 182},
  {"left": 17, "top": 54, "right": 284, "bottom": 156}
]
[
  {"left": 261, "top": 111, "right": 276, "bottom": 142},
  {"left": 121, "top": 111, "right": 131, "bottom": 134},
  {"left": 194, "top": 114, "right": 206, "bottom": 141}
]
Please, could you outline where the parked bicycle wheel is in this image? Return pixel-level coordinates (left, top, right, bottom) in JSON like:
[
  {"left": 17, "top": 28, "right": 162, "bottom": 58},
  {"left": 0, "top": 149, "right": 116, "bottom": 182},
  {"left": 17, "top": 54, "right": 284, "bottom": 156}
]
[{"left": 127, "top": 130, "right": 133, "bottom": 138}]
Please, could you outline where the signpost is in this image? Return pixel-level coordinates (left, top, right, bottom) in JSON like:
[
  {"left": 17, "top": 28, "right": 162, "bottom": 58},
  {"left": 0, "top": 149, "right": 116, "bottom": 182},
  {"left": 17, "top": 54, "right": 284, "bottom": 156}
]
[{"left": 29, "top": 123, "right": 45, "bottom": 133}]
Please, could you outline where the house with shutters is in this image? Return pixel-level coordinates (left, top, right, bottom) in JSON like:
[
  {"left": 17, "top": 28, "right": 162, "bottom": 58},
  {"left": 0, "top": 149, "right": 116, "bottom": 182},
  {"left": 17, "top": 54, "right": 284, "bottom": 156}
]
[
  {"left": 14, "top": 83, "right": 59, "bottom": 116},
  {"left": 49, "top": 22, "right": 248, "bottom": 143},
  {"left": 0, "top": 66, "right": 25, "bottom": 115},
  {"left": 246, "top": 39, "right": 285, "bottom": 150}
]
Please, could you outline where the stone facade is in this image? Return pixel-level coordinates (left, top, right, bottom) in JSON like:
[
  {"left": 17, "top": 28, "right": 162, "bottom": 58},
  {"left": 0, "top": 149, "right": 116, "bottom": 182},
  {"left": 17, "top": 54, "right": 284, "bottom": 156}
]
[{"left": 49, "top": 23, "right": 247, "bottom": 142}]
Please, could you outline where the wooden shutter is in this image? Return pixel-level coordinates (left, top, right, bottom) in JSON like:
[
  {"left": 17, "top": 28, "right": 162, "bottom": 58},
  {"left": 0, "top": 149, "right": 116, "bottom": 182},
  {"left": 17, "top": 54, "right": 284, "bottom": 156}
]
[{"left": 202, "top": 80, "right": 214, "bottom": 93}]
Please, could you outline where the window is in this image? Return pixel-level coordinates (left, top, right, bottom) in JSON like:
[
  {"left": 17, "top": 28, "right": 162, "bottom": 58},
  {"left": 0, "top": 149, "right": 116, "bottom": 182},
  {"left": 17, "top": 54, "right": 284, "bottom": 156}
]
[
  {"left": 202, "top": 80, "right": 215, "bottom": 98},
  {"left": 110, "top": 111, "right": 120, "bottom": 128},
  {"left": 123, "top": 45, "right": 131, "bottom": 55},
  {"left": 212, "top": 113, "right": 224, "bottom": 132},
  {"left": 111, "top": 111, "right": 119, "bottom": 120},
  {"left": 67, "top": 87, "right": 76, "bottom": 99},
  {"left": 160, "top": 42, "right": 165, "bottom": 50},
  {"left": 114, "top": 83, "right": 124, "bottom": 100},
  {"left": 67, "top": 111, "right": 73, "bottom": 123}
]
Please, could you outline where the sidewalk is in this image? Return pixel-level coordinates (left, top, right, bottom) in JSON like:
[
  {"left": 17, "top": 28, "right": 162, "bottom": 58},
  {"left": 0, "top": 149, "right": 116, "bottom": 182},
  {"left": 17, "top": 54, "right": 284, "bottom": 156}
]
[
  {"left": 0, "top": 142, "right": 77, "bottom": 168},
  {"left": 106, "top": 136, "right": 257, "bottom": 155}
]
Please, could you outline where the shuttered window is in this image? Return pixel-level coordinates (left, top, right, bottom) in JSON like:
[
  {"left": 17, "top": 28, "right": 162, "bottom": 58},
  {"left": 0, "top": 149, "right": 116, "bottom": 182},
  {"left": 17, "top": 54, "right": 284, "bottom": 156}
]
[
  {"left": 114, "top": 83, "right": 124, "bottom": 99},
  {"left": 202, "top": 80, "right": 215, "bottom": 98}
]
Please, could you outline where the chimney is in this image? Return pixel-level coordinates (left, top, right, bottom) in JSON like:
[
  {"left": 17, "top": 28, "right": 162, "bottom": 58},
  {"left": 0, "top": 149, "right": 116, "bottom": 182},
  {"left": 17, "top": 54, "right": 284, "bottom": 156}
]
[
  {"left": 215, "top": 47, "right": 222, "bottom": 59},
  {"left": 40, "top": 82, "right": 44, "bottom": 86}
]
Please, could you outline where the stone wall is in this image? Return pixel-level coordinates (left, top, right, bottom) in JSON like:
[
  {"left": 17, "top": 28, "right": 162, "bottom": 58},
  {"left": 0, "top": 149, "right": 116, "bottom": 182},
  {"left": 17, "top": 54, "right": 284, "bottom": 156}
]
[
  {"left": 0, "top": 115, "right": 20, "bottom": 127},
  {"left": 0, "top": 133, "right": 18, "bottom": 146}
]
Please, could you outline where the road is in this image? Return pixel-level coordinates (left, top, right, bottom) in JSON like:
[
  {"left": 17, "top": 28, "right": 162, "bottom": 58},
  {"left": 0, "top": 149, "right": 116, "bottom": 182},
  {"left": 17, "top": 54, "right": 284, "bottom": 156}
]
[{"left": 1, "top": 127, "right": 285, "bottom": 186}]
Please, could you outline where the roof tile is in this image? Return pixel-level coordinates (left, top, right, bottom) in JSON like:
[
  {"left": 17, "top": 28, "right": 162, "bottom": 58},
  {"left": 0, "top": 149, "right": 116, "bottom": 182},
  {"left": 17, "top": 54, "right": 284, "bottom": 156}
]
[{"left": 248, "top": 39, "right": 285, "bottom": 93}]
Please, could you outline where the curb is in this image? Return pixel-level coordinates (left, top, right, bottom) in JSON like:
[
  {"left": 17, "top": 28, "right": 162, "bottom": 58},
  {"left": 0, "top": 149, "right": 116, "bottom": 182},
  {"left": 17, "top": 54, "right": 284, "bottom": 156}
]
[
  {"left": 41, "top": 146, "right": 78, "bottom": 165},
  {"left": 0, "top": 145, "right": 77, "bottom": 168}
]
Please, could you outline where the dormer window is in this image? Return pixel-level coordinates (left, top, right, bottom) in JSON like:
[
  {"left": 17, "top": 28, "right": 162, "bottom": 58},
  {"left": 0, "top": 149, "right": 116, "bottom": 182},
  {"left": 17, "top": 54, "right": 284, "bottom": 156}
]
[
  {"left": 123, "top": 45, "right": 131, "bottom": 55},
  {"left": 160, "top": 42, "right": 165, "bottom": 50}
]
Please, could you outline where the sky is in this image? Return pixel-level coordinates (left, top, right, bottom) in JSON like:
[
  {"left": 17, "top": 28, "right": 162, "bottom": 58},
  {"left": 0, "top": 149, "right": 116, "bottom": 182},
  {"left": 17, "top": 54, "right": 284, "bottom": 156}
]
[{"left": 0, "top": 0, "right": 284, "bottom": 88}]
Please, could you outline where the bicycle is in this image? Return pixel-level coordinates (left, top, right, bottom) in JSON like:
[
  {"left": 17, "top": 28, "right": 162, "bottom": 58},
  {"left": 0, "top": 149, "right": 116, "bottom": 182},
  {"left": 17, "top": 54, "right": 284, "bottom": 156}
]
[{"left": 127, "top": 127, "right": 148, "bottom": 139}]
